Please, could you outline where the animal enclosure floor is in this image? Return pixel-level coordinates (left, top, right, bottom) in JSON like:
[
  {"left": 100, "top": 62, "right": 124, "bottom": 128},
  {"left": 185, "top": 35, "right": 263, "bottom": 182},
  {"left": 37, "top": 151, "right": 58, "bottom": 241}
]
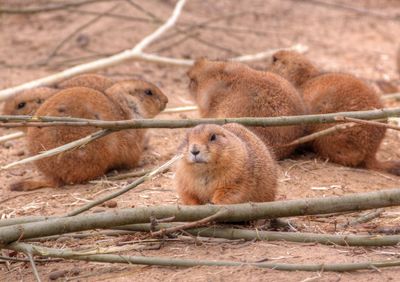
[{"left": 1, "top": 0, "right": 400, "bottom": 281}]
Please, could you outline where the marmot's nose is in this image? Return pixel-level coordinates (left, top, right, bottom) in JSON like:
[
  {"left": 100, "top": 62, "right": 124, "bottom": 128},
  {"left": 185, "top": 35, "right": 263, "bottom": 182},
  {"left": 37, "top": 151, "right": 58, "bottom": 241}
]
[{"left": 190, "top": 145, "right": 200, "bottom": 156}]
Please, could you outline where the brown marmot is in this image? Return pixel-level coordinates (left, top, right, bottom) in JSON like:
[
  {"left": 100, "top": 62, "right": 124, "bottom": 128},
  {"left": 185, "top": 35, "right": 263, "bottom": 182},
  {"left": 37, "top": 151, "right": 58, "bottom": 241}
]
[
  {"left": 2, "top": 74, "right": 115, "bottom": 120},
  {"left": 56, "top": 73, "right": 115, "bottom": 92},
  {"left": 10, "top": 80, "right": 168, "bottom": 191},
  {"left": 175, "top": 123, "right": 278, "bottom": 205},
  {"left": 187, "top": 58, "right": 306, "bottom": 160},
  {"left": 270, "top": 50, "right": 400, "bottom": 175},
  {"left": 2, "top": 87, "right": 58, "bottom": 117}
]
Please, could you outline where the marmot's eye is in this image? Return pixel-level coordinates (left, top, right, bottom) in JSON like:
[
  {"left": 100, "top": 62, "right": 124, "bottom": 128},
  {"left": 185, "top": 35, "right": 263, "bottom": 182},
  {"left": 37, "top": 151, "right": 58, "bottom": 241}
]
[
  {"left": 36, "top": 99, "right": 43, "bottom": 104},
  {"left": 210, "top": 134, "right": 217, "bottom": 141},
  {"left": 272, "top": 56, "right": 278, "bottom": 63},
  {"left": 144, "top": 89, "right": 153, "bottom": 96},
  {"left": 17, "top": 102, "right": 26, "bottom": 109}
]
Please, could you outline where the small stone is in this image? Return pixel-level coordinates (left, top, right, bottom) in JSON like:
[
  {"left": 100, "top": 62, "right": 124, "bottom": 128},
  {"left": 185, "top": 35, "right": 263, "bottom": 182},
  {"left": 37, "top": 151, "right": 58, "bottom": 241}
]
[
  {"left": 49, "top": 269, "right": 68, "bottom": 280},
  {"left": 103, "top": 200, "right": 117, "bottom": 208}
]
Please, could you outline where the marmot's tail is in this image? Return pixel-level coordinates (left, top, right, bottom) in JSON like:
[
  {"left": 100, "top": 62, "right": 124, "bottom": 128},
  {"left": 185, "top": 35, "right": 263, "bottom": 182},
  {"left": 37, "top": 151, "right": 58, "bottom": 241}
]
[{"left": 10, "top": 178, "right": 56, "bottom": 191}]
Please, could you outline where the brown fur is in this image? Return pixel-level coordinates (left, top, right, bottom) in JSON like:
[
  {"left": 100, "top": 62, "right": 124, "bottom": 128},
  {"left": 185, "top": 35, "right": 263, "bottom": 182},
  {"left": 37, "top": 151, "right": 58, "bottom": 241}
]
[
  {"left": 57, "top": 73, "right": 115, "bottom": 92},
  {"left": 175, "top": 123, "right": 277, "bottom": 205},
  {"left": 10, "top": 80, "right": 168, "bottom": 191},
  {"left": 2, "top": 87, "right": 58, "bottom": 120},
  {"left": 187, "top": 58, "right": 307, "bottom": 160},
  {"left": 270, "top": 50, "right": 400, "bottom": 175}
]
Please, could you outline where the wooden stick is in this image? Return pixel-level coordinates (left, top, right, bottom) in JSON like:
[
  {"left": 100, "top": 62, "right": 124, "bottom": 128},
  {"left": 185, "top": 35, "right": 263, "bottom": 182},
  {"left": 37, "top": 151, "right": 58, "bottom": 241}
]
[
  {"left": 66, "top": 154, "right": 182, "bottom": 216},
  {"left": 340, "top": 209, "right": 384, "bottom": 229},
  {"left": 162, "top": 105, "right": 198, "bottom": 114},
  {"left": 150, "top": 209, "right": 228, "bottom": 237},
  {"left": 2, "top": 188, "right": 400, "bottom": 243},
  {"left": 0, "top": 108, "right": 399, "bottom": 129},
  {"left": 27, "top": 252, "right": 42, "bottom": 282},
  {"left": 0, "top": 131, "right": 24, "bottom": 143},
  {"left": 8, "top": 242, "right": 400, "bottom": 272},
  {"left": 336, "top": 116, "right": 400, "bottom": 131},
  {"left": 1, "top": 129, "right": 110, "bottom": 170},
  {"left": 277, "top": 122, "right": 356, "bottom": 147},
  {"left": 125, "top": 223, "right": 400, "bottom": 246}
]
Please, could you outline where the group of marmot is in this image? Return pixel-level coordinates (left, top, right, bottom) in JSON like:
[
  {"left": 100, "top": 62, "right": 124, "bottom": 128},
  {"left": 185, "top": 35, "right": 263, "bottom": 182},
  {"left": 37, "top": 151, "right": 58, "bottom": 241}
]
[{"left": 3, "top": 51, "right": 399, "bottom": 205}]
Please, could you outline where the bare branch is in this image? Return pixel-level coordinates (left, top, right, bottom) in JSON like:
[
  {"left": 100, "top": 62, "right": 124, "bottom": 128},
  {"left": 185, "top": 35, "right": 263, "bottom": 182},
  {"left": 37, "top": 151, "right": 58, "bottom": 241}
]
[
  {"left": 2, "top": 188, "right": 400, "bottom": 243},
  {"left": 1, "top": 129, "right": 110, "bottom": 170},
  {"left": 8, "top": 242, "right": 400, "bottom": 272},
  {"left": 0, "top": 0, "right": 118, "bottom": 14}
]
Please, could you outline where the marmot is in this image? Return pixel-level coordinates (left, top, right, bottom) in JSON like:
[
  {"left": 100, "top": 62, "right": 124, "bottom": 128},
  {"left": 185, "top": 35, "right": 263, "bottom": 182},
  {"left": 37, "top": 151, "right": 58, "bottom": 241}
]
[
  {"left": 270, "top": 50, "right": 400, "bottom": 175},
  {"left": 2, "top": 87, "right": 58, "bottom": 117},
  {"left": 10, "top": 80, "right": 168, "bottom": 191},
  {"left": 187, "top": 58, "right": 306, "bottom": 160},
  {"left": 175, "top": 123, "right": 278, "bottom": 205},
  {"left": 56, "top": 73, "right": 115, "bottom": 92},
  {"left": 2, "top": 74, "right": 115, "bottom": 120}
]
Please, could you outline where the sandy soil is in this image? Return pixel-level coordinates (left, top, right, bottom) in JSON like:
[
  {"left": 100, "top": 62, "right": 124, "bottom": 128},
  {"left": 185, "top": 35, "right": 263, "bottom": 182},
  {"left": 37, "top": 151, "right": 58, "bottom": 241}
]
[{"left": 1, "top": 0, "right": 400, "bottom": 281}]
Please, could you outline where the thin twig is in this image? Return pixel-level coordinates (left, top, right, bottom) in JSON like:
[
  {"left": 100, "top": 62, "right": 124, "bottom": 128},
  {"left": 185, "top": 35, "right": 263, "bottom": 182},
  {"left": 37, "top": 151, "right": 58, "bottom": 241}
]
[
  {"left": 27, "top": 252, "right": 42, "bottom": 282},
  {"left": 336, "top": 116, "right": 400, "bottom": 131},
  {"left": 8, "top": 242, "right": 400, "bottom": 272},
  {"left": 0, "top": 0, "right": 118, "bottom": 14},
  {"left": 0, "top": 131, "right": 24, "bottom": 143},
  {"left": 66, "top": 154, "right": 182, "bottom": 216},
  {"left": 277, "top": 122, "right": 356, "bottom": 147},
  {"left": 340, "top": 209, "right": 384, "bottom": 229},
  {"left": 1, "top": 129, "right": 110, "bottom": 170},
  {"left": 162, "top": 105, "right": 198, "bottom": 114},
  {"left": 382, "top": 93, "right": 400, "bottom": 101},
  {"left": 106, "top": 168, "right": 152, "bottom": 181},
  {"left": 151, "top": 209, "right": 228, "bottom": 237}
]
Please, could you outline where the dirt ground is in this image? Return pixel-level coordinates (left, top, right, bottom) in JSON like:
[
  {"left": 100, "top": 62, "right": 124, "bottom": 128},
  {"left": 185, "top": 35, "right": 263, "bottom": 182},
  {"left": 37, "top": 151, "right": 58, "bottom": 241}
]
[{"left": 1, "top": 0, "right": 400, "bottom": 281}]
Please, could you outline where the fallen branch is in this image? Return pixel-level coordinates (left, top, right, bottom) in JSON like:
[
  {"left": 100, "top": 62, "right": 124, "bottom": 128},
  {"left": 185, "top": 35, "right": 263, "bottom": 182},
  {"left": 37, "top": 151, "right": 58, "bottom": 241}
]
[
  {"left": 0, "top": 0, "right": 187, "bottom": 100},
  {"left": 0, "top": 0, "right": 305, "bottom": 101},
  {"left": 4, "top": 108, "right": 400, "bottom": 171},
  {"left": 66, "top": 154, "right": 182, "bottom": 216},
  {"left": 7, "top": 242, "right": 400, "bottom": 272},
  {"left": 150, "top": 209, "right": 228, "bottom": 237},
  {"left": 1, "top": 188, "right": 400, "bottom": 243},
  {"left": 124, "top": 223, "right": 400, "bottom": 246},
  {"left": 0, "top": 108, "right": 399, "bottom": 129}
]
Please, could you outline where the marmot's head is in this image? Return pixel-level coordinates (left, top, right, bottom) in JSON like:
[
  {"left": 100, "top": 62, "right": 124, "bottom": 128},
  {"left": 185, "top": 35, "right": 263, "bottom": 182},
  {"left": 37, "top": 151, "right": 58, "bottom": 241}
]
[
  {"left": 180, "top": 124, "right": 239, "bottom": 166},
  {"left": 3, "top": 87, "right": 58, "bottom": 117},
  {"left": 106, "top": 80, "right": 168, "bottom": 118},
  {"left": 270, "top": 50, "right": 319, "bottom": 87}
]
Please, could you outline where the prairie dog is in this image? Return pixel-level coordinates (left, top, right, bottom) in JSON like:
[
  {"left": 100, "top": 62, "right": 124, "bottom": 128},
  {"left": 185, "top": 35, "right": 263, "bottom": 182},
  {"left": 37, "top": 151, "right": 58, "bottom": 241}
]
[
  {"left": 187, "top": 58, "right": 306, "bottom": 160},
  {"left": 10, "top": 80, "right": 168, "bottom": 191},
  {"left": 2, "top": 87, "right": 58, "bottom": 118},
  {"left": 175, "top": 123, "right": 278, "bottom": 205},
  {"left": 270, "top": 50, "right": 400, "bottom": 175}
]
